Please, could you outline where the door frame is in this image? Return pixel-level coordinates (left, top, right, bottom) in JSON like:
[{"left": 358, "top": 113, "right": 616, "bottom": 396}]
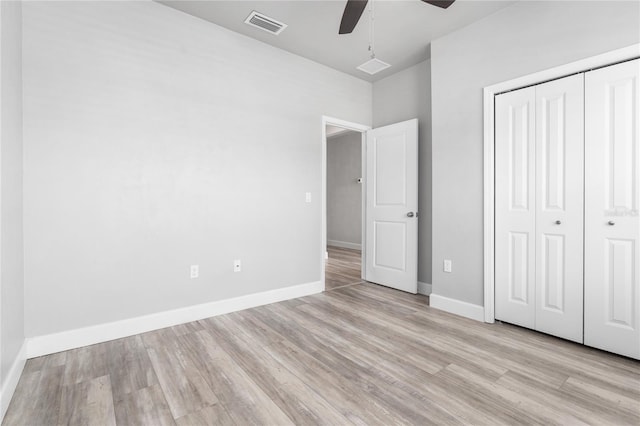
[
  {"left": 482, "top": 44, "right": 640, "bottom": 323},
  {"left": 321, "top": 116, "right": 371, "bottom": 290}
]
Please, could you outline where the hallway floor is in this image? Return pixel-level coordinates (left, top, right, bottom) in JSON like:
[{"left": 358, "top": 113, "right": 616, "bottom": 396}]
[{"left": 325, "top": 246, "right": 363, "bottom": 291}]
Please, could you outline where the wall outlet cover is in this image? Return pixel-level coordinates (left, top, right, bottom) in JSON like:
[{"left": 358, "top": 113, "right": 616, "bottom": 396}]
[{"left": 190, "top": 265, "right": 199, "bottom": 279}]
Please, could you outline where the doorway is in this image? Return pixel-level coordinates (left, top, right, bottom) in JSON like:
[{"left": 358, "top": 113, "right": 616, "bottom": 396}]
[
  {"left": 321, "top": 117, "right": 369, "bottom": 292},
  {"left": 321, "top": 116, "right": 420, "bottom": 294},
  {"left": 325, "top": 125, "right": 365, "bottom": 291}
]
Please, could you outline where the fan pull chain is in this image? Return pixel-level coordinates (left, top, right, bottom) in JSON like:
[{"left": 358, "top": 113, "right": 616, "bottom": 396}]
[{"left": 368, "top": 0, "right": 376, "bottom": 59}]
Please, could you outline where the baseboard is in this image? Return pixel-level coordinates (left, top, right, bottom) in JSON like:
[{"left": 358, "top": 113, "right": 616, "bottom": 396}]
[
  {"left": 327, "top": 240, "right": 361, "bottom": 251},
  {"left": 429, "top": 294, "right": 485, "bottom": 322},
  {"left": 27, "top": 280, "right": 322, "bottom": 358},
  {"left": 1, "top": 340, "right": 27, "bottom": 422},
  {"left": 417, "top": 282, "right": 432, "bottom": 295}
]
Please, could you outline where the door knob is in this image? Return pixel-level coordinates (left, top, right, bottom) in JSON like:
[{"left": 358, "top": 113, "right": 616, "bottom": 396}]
[
  {"left": 555, "top": 220, "right": 561, "bottom": 225},
  {"left": 406, "top": 212, "right": 415, "bottom": 218},
  {"left": 608, "top": 220, "right": 615, "bottom": 226}
]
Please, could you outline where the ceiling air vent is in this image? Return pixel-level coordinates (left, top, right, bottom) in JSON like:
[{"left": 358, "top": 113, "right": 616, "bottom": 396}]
[
  {"left": 244, "top": 11, "right": 287, "bottom": 35},
  {"left": 357, "top": 58, "right": 391, "bottom": 75}
]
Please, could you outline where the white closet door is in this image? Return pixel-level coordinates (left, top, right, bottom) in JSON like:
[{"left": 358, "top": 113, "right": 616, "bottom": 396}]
[
  {"left": 534, "top": 74, "right": 584, "bottom": 343},
  {"left": 495, "top": 87, "right": 536, "bottom": 328},
  {"left": 584, "top": 59, "right": 640, "bottom": 360}
]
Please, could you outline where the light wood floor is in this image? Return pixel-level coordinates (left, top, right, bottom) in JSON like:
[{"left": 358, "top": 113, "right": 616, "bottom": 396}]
[
  {"left": 325, "top": 246, "right": 362, "bottom": 291},
  {"left": 4, "top": 251, "right": 640, "bottom": 425}
]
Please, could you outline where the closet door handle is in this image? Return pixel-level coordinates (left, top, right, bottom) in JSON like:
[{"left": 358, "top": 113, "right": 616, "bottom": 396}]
[
  {"left": 554, "top": 220, "right": 561, "bottom": 225},
  {"left": 608, "top": 220, "right": 615, "bottom": 226}
]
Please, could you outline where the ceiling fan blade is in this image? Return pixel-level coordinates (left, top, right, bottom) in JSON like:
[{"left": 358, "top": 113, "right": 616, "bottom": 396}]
[
  {"left": 421, "top": 0, "right": 455, "bottom": 9},
  {"left": 339, "top": 0, "right": 369, "bottom": 34}
]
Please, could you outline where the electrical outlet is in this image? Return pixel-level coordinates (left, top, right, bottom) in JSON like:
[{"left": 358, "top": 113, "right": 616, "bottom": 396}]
[
  {"left": 234, "top": 259, "right": 242, "bottom": 273},
  {"left": 443, "top": 259, "right": 452, "bottom": 273},
  {"left": 305, "top": 192, "right": 312, "bottom": 203},
  {"left": 190, "top": 265, "right": 199, "bottom": 279}
]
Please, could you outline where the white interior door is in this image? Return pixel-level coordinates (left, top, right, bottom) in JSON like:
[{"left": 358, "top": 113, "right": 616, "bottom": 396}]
[
  {"left": 364, "top": 119, "right": 418, "bottom": 293},
  {"left": 584, "top": 59, "right": 640, "bottom": 360},
  {"left": 495, "top": 87, "right": 536, "bottom": 329},
  {"left": 534, "top": 74, "right": 584, "bottom": 343}
]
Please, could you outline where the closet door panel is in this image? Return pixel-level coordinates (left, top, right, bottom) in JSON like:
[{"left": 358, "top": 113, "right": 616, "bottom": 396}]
[
  {"left": 495, "top": 87, "right": 536, "bottom": 328},
  {"left": 534, "top": 74, "right": 584, "bottom": 343},
  {"left": 585, "top": 59, "right": 640, "bottom": 359}
]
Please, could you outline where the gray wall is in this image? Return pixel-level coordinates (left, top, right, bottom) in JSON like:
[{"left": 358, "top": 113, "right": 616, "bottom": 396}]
[
  {"left": 373, "top": 60, "right": 431, "bottom": 285},
  {"left": 431, "top": 0, "right": 640, "bottom": 306},
  {"left": 0, "top": 0, "right": 25, "bottom": 394},
  {"left": 327, "top": 131, "right": 362, "bottom": 248},
  {"left": 22, "top": 1, "right": 371, "bottom": 337}
]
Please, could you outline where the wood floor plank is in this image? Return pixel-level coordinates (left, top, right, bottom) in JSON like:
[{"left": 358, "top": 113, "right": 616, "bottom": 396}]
[
  {"left": 22, "top": 350, "right": 67, "bottom": 376},
  {"left": 175, "top": 329, "right": 295, "bottom": 426},
  {"left": 145, "top": 339, "right": 218, "bottom": 419},
  {"left": 496, "top": 370, "right": 638, "bottom": 425},
  {"left": 2, "top": 370, "right": 42, "bottom": 426},
  {"left": 317, "top": 290, "right": 569, "bottom": 387},
  {"left": 254, "top": 303, "right": 459, "bottom": 425},
  {"left": 62, "top": 343, "right": 108, "bottom": 386},
  {"left": 328, "top": 285, "right": 421, "bottom": 317},
  {"left": 325, "top": 246, "right": 362, "bottom": 291},
  {"left": 295, "top": 303, "right": 502, "bottom": 420},
  {"left": 22, "top": 365, "right": 65, "bottom": 425},
  {"left": 57, "top": 375, "right": 116, "bottom": 426},
  {"left": 296, "top": 301, "right": 446, "bottom": 375},
  {"left": 106, "top": 335, "right": 158, "bottom": 401},
  {"left": 414, "top": 305, "right": 639, "bottom": 376},
  {"left": 113, "top": 385, "right": 176, "bottom": 426},
  {"left": 403, "top": 313, "right": 572, "bottom": 387},
  {"left": 410, "top": 309, "right": 639, "bottom": 392},
  {"left": 174, "top": 404, "right": 235, "bottom": 426},
  {"left": 204, "top": 314, "right": 350, "bottom": 425},
  {"left": 171, "top": 321, "right": 205, "bottom": 337},
  {"left": 139, "top": 327, "right": 179, "bottom": 350},
  {"left": 342, "top": 280, "right": 430, "bottom": 310},
  {"left": 259, "top": 339, "right": 395, "bottom": 426},
  {"left": 307, "top": 289, "right": 509, "bottom": 380},
  {"left": 569, "top": 370, "right": 640, "bottom": 401},
  {"left": 436, "top": 363, "right": 582, "bottom": 425},
  {"left": 209, "top": 310, "right": 283, "bottom": 348},
  {"left": 268, "top": 304, "right": 466, "bottom": 425},
  {"left": 561, "top": 376, "right": 640, "bottom": 419}
]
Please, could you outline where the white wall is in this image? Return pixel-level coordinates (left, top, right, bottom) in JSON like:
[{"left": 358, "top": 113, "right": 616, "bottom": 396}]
[
  {"left": 373, "top": 59, "right": 431, "bottom": 285},
  {"left": 23, "top": 1, "right": 371, "bottom": 337},
  {"left": 0, "top": 0, "right": 25, "bottom": 416},
  {"left": 431, "top": 0, "right": 640, "bottom": 306},
  {"left": 327, "top": 131, "right": 362, "bottom": 249}
]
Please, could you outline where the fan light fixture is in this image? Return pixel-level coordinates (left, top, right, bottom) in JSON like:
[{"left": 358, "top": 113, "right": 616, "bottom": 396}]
[{"left": 341, "top": 1, "right": 456, "bottom": 75}]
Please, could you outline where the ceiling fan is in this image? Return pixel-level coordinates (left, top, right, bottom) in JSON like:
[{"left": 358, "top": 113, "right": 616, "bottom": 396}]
[{"left": 339, "top": 0, "right": 456, "bottom": 34}]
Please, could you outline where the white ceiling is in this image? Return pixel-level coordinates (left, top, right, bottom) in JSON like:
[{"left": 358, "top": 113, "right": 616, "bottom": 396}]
[{"left": 159, "top": 0, "right": 517, "bottom": 82}]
